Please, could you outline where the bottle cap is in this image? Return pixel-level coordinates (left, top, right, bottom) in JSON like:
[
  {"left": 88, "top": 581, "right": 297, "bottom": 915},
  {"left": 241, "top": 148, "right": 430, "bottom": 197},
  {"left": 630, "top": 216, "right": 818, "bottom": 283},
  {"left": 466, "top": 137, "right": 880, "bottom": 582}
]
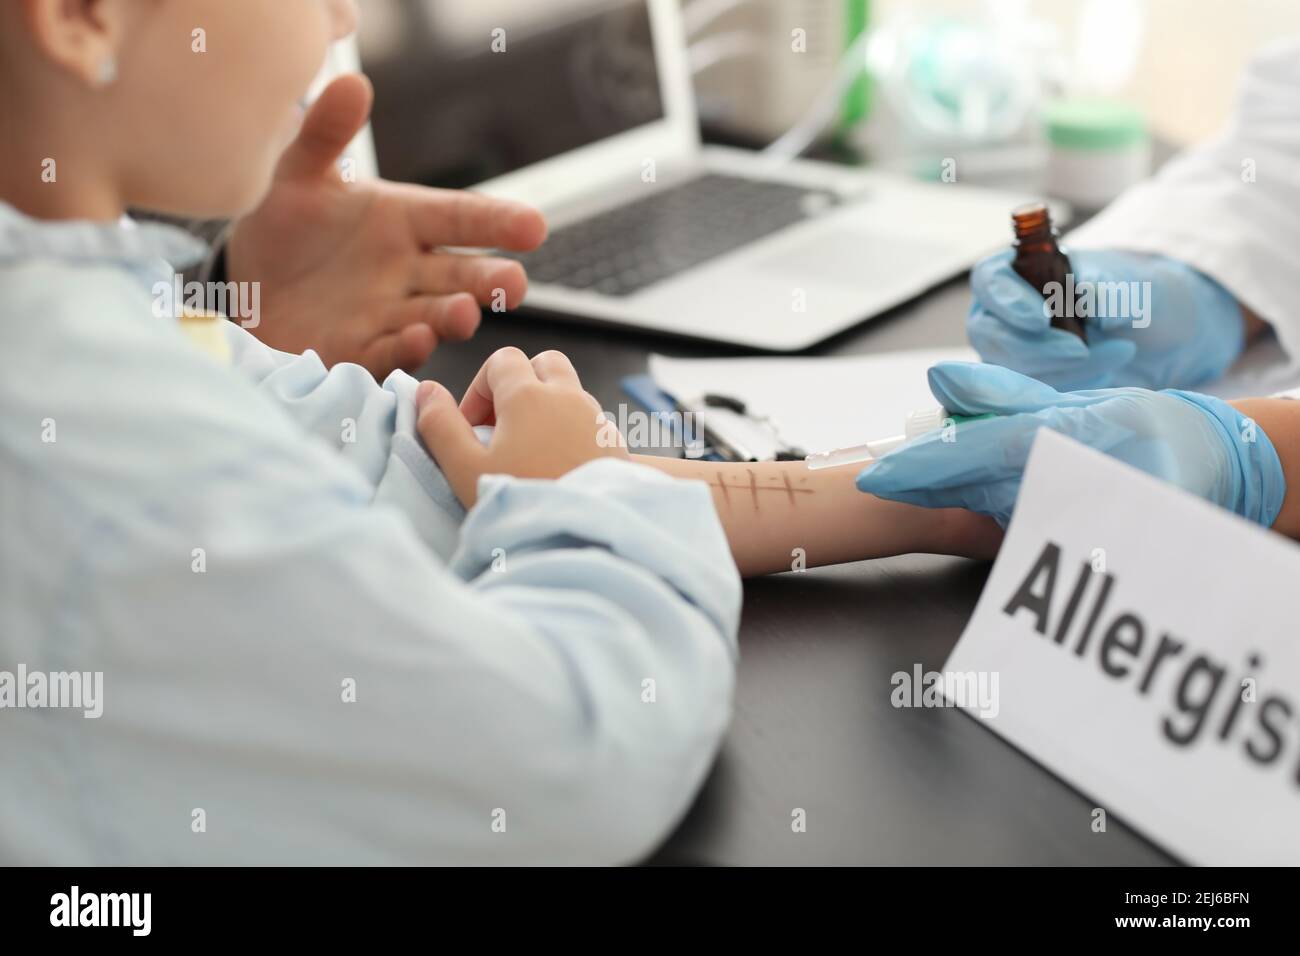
[{"left": 1044, "top": 98, "right": 1147, "bottom": 150}]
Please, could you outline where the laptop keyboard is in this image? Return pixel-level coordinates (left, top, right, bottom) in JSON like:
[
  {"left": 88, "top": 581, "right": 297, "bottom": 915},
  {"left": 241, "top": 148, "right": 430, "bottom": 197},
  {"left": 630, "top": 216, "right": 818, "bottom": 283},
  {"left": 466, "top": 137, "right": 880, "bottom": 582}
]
[{"left": 508, "top": 173, "right": 838, "bottom": 297}]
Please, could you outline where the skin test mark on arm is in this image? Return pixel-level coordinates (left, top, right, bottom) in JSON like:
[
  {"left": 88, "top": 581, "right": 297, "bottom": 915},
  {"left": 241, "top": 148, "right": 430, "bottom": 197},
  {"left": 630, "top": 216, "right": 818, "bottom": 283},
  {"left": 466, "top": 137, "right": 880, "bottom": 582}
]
[
  {"left": 714, "top": 470, "right": 730, "bottom": 507},
  {"left": 781, "top": 472, "right": 795, "bottom": 507},
  {"left": 706, "top": 469, "right": 815, "bottom": 514}
]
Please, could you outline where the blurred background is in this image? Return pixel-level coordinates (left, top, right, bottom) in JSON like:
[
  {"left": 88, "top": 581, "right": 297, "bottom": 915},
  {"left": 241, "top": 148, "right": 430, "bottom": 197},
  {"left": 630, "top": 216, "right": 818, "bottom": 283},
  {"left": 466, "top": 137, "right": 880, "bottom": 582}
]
[
  {"left": 358, "top": 0, "right": 1300, "bottom": 192},
  {"left": 682, "top": 0, "right": 1300, "bottom": 150}
]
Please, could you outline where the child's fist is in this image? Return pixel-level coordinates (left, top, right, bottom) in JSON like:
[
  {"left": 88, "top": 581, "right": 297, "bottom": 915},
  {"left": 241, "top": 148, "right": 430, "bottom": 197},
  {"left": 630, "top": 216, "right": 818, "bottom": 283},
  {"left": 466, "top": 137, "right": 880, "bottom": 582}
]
[{"left": 417, "top": 348, "right": 626, "bottom": 508}]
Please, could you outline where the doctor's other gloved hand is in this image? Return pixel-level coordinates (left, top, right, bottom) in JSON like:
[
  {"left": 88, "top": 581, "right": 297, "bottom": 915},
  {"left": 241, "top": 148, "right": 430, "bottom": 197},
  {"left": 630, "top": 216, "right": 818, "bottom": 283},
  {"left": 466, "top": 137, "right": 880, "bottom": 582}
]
[
  {"left": 967, "top": 249, "right": 1246, "bottom": 392},
  {"left": 416, "top": 347, "right": 626, "bottom": 508},
  {"left": 855, "top": 362, "right": 1286, "bottom": 530}
]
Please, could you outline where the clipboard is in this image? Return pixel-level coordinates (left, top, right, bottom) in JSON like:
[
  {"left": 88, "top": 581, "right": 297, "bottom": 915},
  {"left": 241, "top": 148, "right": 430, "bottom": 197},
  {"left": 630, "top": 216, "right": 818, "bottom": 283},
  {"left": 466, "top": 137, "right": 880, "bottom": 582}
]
[{"left": 623, "top": 348, "right": 978, "bottom": 463}]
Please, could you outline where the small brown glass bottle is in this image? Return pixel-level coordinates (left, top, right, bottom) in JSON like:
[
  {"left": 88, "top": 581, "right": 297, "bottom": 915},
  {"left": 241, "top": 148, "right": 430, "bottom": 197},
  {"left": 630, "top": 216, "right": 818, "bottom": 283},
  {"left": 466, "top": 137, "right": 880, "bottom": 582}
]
[{"left": 1010, "top": 202, "right": 1087, "bottom": 342}]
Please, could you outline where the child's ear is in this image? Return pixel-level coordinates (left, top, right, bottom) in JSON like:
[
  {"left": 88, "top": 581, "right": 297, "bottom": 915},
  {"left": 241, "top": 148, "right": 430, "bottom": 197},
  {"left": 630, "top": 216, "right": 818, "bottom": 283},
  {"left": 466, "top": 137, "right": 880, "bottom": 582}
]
[{"left": 23, "top": 0, "right": 130, "bottom": 88}]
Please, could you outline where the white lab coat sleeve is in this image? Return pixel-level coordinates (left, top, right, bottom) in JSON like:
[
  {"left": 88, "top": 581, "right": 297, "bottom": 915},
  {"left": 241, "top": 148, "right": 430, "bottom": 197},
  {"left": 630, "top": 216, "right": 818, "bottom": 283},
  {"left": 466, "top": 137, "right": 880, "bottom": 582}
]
[
  {"left": 1066, "top": 38, "right": 1300, "bottom": 368},
  {"left": 81, "top": 451, "right": 740, "bottom": 865}
]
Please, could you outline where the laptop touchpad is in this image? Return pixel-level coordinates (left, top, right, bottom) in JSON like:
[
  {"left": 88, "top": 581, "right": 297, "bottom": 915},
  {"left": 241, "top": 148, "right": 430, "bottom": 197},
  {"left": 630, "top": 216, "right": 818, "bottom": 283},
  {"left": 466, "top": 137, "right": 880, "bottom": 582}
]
[{"left": 754, "top": 229, "right": 955, "bottom": 288}]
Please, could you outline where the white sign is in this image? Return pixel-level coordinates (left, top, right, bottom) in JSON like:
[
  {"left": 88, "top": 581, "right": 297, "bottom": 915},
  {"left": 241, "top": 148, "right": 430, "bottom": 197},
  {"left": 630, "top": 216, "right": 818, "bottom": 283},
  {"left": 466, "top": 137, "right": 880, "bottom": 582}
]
[{"left": 945, "top": 429, "right": 1300, "bottom": 865}]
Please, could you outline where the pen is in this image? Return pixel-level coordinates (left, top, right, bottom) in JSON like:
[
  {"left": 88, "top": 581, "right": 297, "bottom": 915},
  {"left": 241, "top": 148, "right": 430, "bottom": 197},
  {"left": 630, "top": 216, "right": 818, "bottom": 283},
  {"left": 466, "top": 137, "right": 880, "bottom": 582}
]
[{"left": 804, "top": 407, "right": 996, "bottom": 470}]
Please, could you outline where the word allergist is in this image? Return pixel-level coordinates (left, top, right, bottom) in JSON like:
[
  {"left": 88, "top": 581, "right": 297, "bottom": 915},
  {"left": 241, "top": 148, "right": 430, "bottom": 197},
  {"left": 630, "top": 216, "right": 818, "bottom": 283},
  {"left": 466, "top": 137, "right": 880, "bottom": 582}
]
[{"left": 1004, "top": 541, "right": 1299, "bottom": 787}]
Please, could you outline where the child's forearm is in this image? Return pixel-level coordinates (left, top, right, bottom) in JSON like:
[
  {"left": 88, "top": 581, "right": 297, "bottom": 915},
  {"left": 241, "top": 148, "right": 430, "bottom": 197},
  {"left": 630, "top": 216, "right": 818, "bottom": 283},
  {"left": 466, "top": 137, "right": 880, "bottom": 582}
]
[{"left": 631, "top": 455, "right": 1001, "bottom": 576}]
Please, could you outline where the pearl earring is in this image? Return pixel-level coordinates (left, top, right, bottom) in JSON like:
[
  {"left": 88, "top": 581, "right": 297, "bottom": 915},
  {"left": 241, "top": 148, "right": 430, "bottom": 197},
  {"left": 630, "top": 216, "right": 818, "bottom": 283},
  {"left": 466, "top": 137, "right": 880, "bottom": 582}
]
[{"left": 96, "top": 56, "right": 118, "bottom": 87}]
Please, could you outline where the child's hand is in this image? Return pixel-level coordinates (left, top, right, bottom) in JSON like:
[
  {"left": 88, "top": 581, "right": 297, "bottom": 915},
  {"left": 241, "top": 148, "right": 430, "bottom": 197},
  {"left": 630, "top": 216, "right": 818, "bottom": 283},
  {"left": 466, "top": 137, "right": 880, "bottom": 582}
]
[
  {"left": 416, "top": 348, "right": 627, "bottom": 508},
  {"left": 230, "top": 75, "right": 546, "bottom": 379}
]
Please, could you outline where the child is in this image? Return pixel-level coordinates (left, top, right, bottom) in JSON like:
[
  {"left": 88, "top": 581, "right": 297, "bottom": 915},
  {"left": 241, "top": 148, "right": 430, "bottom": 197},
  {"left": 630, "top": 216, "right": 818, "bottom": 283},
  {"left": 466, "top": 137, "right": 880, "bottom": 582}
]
[{"left": 0, "top": 0, "right": 995, "bottom": 865}]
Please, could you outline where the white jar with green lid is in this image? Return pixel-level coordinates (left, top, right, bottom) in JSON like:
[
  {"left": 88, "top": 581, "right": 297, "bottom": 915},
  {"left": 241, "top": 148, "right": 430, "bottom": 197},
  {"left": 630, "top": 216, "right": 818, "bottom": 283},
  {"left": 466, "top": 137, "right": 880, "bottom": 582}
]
[{"left": 1044, "top": 98, "right": 1151, "bottom": 210}]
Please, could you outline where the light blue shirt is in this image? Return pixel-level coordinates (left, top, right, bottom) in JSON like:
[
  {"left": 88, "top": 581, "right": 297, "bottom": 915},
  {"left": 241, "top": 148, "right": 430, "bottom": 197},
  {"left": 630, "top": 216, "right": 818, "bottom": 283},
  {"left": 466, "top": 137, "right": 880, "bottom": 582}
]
[{"left": 0, "top": 202, "right": 740, "bottom": 864}]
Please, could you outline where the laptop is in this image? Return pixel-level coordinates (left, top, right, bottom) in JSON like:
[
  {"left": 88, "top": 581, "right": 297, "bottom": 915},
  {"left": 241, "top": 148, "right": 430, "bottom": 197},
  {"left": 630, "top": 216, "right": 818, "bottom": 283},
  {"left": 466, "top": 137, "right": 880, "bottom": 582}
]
[{"left": 359, "top": 0, "right": 1027, "bottom": 351}]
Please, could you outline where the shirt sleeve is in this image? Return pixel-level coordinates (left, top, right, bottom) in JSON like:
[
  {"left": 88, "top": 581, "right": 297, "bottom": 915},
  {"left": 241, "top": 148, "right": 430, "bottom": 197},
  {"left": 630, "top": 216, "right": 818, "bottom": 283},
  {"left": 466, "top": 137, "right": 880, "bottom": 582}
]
[
  {"left": 53, "top": 435, "right": 741, "bottom": 865},
  {"left": 3, "top": 271, "right": 741, "bottom": 865},
  {"left": 222, "top": 320, "right": 468, "bottom": 559},
  {"left": 1066, "top": 38, "right": 1300, "bottom": 367},
  {"left": 94, "top": 453, "right": 739, "bottom": 864}
]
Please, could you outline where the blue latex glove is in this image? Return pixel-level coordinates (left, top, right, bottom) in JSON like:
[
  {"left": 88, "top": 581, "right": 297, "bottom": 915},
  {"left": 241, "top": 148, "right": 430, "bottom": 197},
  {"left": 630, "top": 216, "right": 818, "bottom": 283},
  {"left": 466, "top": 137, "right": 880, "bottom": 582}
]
[
  {"left": 856, "top": 362, "right": 1286, "bottom": 529},
  {"left": 967, "top": 249, "right": 1246, "bottom": 391}
]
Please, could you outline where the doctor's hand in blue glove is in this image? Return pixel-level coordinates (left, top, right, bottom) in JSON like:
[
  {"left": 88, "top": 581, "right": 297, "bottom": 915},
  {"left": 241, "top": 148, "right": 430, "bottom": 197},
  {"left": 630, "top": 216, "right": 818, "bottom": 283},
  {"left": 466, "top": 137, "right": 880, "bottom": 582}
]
[
  {"left": 855, "top": 362, "right": 1289, "bottom": 531},
  {"left": 967, "top": 249, "right": 1265, "bottom": 392}
]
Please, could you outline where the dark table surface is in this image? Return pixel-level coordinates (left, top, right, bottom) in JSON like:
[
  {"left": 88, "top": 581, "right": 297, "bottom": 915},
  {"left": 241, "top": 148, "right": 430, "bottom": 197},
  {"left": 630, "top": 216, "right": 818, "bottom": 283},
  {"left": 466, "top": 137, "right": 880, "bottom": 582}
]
[{"left": 415, "top": 273, "right": 1177, "bottom": 866}]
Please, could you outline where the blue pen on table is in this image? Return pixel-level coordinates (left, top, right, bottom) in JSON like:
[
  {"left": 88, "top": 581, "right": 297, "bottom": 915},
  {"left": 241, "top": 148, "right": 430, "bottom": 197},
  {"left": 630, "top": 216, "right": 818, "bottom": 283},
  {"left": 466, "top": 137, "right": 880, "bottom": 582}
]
[{"left": 804, "top": 407, "right": 997, "bottom": 470}]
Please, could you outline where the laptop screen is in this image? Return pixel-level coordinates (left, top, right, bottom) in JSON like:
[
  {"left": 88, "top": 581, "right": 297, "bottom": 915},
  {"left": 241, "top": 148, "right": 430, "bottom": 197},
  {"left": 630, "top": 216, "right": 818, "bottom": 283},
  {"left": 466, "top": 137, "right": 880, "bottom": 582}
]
[{"left": 359, "top": 0, "right": 665, "bottom": 189}]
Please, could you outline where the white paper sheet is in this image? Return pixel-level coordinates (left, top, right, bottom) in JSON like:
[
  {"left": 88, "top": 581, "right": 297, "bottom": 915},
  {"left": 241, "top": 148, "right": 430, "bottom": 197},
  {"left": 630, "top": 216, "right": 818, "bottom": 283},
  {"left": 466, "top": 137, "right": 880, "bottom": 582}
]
[{"left": 648, "top": 347, "right": 977, "bottom": 459}]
